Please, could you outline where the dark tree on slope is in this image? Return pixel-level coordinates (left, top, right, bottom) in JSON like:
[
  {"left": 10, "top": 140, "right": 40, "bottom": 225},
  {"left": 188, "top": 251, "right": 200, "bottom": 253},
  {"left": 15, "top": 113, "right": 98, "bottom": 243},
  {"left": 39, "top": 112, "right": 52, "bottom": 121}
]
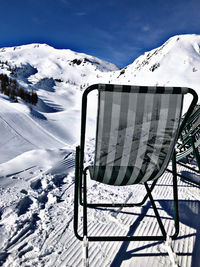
[
  {"left": 4, "top": 87, "right": 10, "bottom": 97},
  {"left": 31, "top": 90, "right": 38, "bottom": 105},
  {"left": 0, "top": 73, "right": 38, "bottom": 105},
  {"left": 10, "top": 79, "right": 18, "bottom": 90},
  {"left": 10, "top": 89, "right": 17, "bottom": 100},
  {"left": 18, "top": 88, "right": 25, "bottom": 99},
  {"left": 0, "top": 74, "right": 9, "bottom": 93}
]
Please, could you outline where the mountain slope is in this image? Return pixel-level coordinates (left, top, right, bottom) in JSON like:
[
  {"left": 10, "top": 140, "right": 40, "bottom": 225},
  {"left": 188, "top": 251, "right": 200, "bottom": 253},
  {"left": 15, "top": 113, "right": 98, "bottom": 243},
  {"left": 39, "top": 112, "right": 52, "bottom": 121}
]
[
  {"left": 0, "top": 35, "right": 200, "bottom": 163},
  {"left": 112, "top": 34, "right": 200, "bottom": 92},
  {"left": 1, "top": 36, "right": 200, "bottom": 162},
  {"left": 0, "top": 44, "right": 119, "bottom": 162},
  {"left": 0, "top": 43, "right": 119, "bottom": 90},
  {"left": 0, "top": 97, "right": 66, "bottom": 163}
]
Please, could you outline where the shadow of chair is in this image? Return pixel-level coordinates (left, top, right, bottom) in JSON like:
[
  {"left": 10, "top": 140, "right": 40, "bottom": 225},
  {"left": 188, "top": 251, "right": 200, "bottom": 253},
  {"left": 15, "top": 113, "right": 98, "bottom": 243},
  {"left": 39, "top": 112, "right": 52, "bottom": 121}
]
[{"left": 110, "top": 198, "right": 200, "bottom": 267}]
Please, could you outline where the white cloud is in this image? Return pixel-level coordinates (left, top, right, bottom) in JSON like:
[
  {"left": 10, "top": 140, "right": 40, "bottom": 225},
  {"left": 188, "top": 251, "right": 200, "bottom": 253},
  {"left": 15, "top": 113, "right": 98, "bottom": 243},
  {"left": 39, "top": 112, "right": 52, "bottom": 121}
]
[
  {"left": 75, "top": 12, "right": 87, "bottom": 16},
  {"left": 142, "top": 25, "right": 150, "bottom": 32},
  {"left": 60, "top": 0, "right": 70, "bottom": 5}
]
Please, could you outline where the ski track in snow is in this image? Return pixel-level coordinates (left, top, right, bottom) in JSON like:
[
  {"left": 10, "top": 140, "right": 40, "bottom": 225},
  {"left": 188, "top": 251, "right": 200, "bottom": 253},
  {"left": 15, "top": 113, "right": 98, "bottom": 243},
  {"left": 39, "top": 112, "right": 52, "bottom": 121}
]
[
  {"left": 0, "top": 112, "right": 37, "bottom": 148},
  {"left": 0, "top": 98, "right": 66, "bottom": 147}
]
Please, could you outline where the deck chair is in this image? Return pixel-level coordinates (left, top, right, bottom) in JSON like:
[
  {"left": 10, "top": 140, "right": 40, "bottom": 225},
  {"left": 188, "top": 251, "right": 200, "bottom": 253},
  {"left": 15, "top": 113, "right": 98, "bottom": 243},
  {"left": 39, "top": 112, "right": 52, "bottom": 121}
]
[
  {"left": 176, "top": 122, "right": 200, "bottom": 170},
  {"left": 176, "top": 104, "right": 200, "bottom": 173},
  {"left": 179, "top": 104, "right": 200, "bottom": 139},
  {"left": 178, "top": 104, "right": 200, "bottom": 150},
  {"left": 175, "top": 110, "right": 200, "bottom": 185},
  {"left": 74, "top": 84, "right": 198, "bottom": 263}
]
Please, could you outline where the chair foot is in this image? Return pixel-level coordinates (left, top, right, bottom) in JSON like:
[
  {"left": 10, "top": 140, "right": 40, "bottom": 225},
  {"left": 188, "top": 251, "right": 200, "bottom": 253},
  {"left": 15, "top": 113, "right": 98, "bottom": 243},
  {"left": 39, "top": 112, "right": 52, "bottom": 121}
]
[
  {"left": 163, "top": 236, "right": 178, "bottom": 267},
  {"left": 82, "top": 236, "right": 89, "bottom": 267}
]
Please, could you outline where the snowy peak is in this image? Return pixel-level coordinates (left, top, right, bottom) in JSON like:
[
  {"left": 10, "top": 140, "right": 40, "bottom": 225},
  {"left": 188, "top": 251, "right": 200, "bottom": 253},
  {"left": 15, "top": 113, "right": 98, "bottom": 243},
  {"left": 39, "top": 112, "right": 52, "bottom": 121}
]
[
  {"left": 133, "top": 34, "right": 200, "bottom": 71},
  {"left": 0, "top": 43, "right": 119, "bottom": 75},
  {"left": 0, "top": 43, "right": 119, "bottom": 94},
  {"left": 0, "top": 42, "right": 118, "bottom": 72},
  {"left": 115, "top": 34, "right": 200, "bottom": 91},
  {"left": 0, "top": 44, "right": 120, "bottom": 159}
]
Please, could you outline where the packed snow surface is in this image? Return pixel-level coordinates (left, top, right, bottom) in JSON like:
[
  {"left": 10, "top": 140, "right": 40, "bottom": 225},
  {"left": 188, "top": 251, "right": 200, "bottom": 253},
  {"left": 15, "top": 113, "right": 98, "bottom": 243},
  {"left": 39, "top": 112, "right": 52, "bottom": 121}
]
[{"left": 0, "top": 34, "right": 200, "bottom": 266}]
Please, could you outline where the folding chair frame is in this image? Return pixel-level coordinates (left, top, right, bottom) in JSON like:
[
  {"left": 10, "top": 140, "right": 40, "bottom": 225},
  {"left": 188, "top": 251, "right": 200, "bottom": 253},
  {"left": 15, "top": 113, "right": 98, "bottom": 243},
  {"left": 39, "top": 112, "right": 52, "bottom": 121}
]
[
  {"left": 176, "top": 131, "right": 200, "bottom": 174},
  {"left": 176, "top": 105, "right": 200, "bottom": 175},
  {"left": 74, "top": 84, "right": 198, "bottom": 243}
]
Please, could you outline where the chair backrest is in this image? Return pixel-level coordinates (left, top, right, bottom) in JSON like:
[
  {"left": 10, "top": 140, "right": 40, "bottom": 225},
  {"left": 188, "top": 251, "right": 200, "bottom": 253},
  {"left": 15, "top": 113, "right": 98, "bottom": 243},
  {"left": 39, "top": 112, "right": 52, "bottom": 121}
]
[{"left": 82, "top": 84, "right": 198, "bottom": 186}]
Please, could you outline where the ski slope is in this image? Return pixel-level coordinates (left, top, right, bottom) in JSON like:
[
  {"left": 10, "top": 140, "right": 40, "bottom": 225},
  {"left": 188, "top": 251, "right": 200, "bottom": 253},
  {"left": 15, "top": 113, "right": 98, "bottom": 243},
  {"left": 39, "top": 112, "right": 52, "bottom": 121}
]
[{"left": 0, "top": 97, "right": 66, "bottom": 164}]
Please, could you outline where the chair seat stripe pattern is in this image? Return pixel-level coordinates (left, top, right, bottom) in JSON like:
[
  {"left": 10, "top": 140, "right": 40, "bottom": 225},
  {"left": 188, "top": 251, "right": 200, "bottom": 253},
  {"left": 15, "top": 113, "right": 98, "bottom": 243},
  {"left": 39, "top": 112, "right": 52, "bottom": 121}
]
[{"left": 89, "top": 84, "right": 187, "bottom": 186}]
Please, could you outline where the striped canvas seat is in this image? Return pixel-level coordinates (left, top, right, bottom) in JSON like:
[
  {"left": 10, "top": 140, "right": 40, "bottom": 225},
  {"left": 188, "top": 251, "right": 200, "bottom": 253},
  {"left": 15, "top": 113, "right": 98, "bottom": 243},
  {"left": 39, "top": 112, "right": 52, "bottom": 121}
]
[{"left": 88, "top": 84, "right": 188, "bottom": 186}]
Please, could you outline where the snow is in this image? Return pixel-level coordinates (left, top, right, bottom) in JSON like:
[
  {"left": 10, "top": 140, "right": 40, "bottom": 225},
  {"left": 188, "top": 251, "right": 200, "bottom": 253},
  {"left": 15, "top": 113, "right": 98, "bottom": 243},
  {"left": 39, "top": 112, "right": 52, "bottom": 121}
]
[
  {"left": 0, "top": 34, "right": 200, "bottom": 266},
  {"left": 110, "top": 34, "right": 200, "bottom": 113},
  {"left": 113, "top": 34, "right": 200, "bottom": 88}
]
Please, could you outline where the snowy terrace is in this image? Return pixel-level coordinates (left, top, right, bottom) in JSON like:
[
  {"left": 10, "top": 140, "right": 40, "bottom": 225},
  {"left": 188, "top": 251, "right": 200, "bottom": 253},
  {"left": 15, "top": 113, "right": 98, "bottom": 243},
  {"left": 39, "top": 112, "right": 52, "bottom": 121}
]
[{"left": 0, "top": 146, "right": 199, "bottom": 267}]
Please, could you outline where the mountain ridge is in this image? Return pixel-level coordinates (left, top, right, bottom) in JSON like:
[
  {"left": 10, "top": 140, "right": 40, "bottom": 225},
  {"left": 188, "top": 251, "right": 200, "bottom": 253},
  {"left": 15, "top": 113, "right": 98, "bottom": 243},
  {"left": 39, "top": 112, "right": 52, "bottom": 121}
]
[
  {"left": 0, "top": 34, "right": 200, "bottom": 162},
  {"left": 1, "top": 34, "right": 200, "bottom": 93},
  {"left": 113, "top": 34, "right": 200, "bottom": 91}
]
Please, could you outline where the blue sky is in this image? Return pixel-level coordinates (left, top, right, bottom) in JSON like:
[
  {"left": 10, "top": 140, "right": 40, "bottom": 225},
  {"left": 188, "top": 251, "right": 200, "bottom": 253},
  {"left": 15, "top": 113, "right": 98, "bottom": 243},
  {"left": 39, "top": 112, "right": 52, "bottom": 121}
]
[{"left": 0, "top": 0, "right": 200, "bottom": 67}]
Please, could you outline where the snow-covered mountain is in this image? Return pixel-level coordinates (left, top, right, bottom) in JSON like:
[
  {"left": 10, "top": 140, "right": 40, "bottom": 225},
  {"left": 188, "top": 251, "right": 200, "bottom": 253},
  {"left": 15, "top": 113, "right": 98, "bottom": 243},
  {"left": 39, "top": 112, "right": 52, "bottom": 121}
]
[
  {"left": 0, "top": 34, "right": 200, "bottom": 163},
  {"left": 112, "top": 34, "right": 200, "bottom": 93},
  {"left": 0, "top": 44, "right": 119, "bottom": 163},
  {"left": 1, "top": 35, "right": 200, "bottom": 163},
  {"left": 0, "top": 43, "right": 119, "bottom": 86}
]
